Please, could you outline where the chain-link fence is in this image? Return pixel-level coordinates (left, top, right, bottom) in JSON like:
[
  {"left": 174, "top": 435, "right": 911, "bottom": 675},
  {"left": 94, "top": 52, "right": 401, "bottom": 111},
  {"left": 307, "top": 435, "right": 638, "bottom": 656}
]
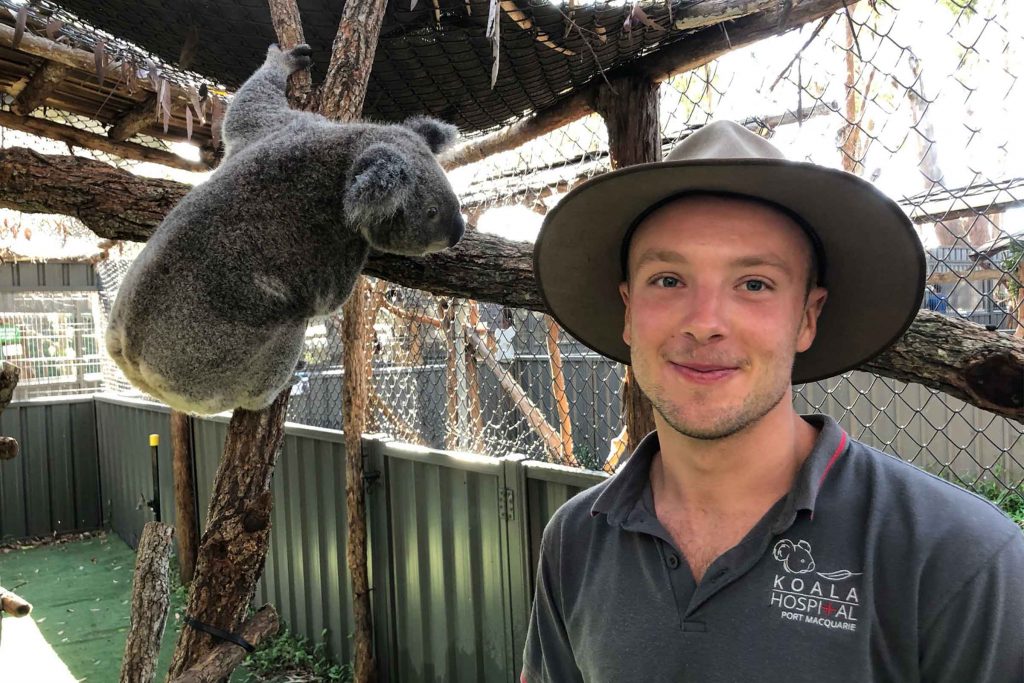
[{"left": 5, "top": 0, "right": 1023, "bottom": 502}]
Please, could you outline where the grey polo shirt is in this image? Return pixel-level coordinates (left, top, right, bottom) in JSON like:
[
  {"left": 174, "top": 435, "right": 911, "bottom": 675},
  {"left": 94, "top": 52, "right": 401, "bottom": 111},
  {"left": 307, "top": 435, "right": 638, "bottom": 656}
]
[{"left": 522, "top": 414, "right": 1024, "bottom": 683}]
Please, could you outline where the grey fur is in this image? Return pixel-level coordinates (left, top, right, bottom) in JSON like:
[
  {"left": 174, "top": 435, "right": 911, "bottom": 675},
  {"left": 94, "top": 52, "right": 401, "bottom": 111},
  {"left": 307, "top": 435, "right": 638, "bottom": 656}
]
[{"left": 106, "top": 44, "right": 465, "bottom": 415}]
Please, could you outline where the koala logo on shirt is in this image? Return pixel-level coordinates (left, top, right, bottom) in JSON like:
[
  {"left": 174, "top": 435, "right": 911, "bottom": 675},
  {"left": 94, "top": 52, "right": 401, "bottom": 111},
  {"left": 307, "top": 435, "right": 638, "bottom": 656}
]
[{"left": 773, "top": 539, "right": 816, "bottom": 574}]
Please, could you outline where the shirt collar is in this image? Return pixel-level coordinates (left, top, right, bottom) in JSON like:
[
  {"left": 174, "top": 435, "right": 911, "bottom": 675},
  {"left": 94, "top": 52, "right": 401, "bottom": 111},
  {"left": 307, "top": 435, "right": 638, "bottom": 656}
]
[{"left": 590, "top": 414, "right": 849, "bottom": 529}]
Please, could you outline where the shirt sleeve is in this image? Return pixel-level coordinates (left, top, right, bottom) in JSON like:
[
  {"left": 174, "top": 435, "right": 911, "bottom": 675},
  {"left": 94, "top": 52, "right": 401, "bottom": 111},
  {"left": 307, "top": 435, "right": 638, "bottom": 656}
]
[
  {"left": 521, "top": 518, "right": 585, "bottom": 683},
  {"left": 919, "top": 529, "right": 1024, "bottom": 683}
]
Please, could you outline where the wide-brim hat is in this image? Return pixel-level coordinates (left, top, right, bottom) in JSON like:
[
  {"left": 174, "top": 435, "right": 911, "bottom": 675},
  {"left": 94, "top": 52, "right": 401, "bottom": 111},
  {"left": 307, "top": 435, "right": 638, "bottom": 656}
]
[{"left": 533, "top": 120, "right": 925, "bottom": 383}]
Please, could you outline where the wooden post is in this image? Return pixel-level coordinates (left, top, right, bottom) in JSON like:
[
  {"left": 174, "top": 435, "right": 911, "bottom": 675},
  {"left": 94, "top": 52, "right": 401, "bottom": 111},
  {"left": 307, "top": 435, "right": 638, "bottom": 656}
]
[
  {"left": 168, "top": 605, "right": 280, "bottom": 683},
  {"left": 466, "top": 302, "right": 486, "bottom": 452},
  {"left": 0, "top": 586, "right": 32, "bottom": 617},
  {"left": 166, "top": 389, "right": 290, "bottom": 678},
  {"left": 0, "top": 361, "right": 20, "bottom": 460},
  {"left": 120, "top": 521, "right": 175, "bottom": 683},
  {"left": 171, "top": 410, "right": 199, "bottom": 584},
  {"left": 341, "top": 278, "right": 377, "bottom": 683},
  {"left": 545, "top": 317, "right": 577, "bottom": 465},
  {"left": 593, "top": 75, "right": 662, "bottom": 455},
  {"left": 466, "top": 331, "right": 567, "bottom": 461},
  {"left": 440, "top": 300, "right": 460, "bottom": 450}
]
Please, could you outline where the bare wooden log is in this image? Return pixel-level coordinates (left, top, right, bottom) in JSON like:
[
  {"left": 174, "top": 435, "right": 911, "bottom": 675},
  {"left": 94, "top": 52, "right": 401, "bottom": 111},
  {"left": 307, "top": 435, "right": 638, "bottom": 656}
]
[
  {"left": 442, "top": 0, "right": 847, "bottom": 170},
  {"left": 0, "top": 437, "right": 19, "bottom": 461},
  {"left": 319, "top": 0, "right": 389, "bottom": 123},
  {"left": 341, "top": 278, "right": 376, "bottom": 683},
  {"left": 0, "top": 147, "right": 189, "bottom": 243},
  {"left": 108, "top": 94, "right": 159, "bottom": 142},
  {"left": 171, "top": 411, "right": 199, "bottom": 585},
  {"left": 0, "top": 111, "right": 207, "bottom": 173},
  {"left": 467, "top": 330, "right": 565, "bottom": 460},
  {"left": 120, "top": 521, "right": 175, "bottom": 683},
  {"left": 0, "top": 362, "right": 21, "bottom": 461},
  {"left": 1, "top": 147, "right": 1022, "bottom": 421},
  {"left": 928, "top": 268, "right": 1006, "bottom": 286},
  {"left": 316, "top": 0, "right": 393, "bottom": 675},
  {"left": 594, "top": 76, "right": 662, "bottom": 453},
  {"left": 168, "top": 605, "right": 280, "bottom": 683},
  {"left": 11, "top": 60, "right": 69, "bottom": 116},
  {"left": 0, "top": 586, "right": 32, "bottom": 617},
  {"left": 863, "top": 310, "right": 1023, "bottom": 418},
  {"left": 166, "top": 389, "right": 290, "bottom": 678},
  {"left": 545, "top": 317, "right": 578, "bottom": 465},
  {"left": 0, "top": 362, "right": 20, "bottom": 414},
  {"left": 267, "top": 0, "right": 313, "bottom": 108}
]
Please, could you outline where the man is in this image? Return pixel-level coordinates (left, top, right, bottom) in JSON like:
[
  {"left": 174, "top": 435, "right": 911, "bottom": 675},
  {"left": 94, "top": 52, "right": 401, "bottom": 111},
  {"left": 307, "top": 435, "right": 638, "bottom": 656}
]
[{"left": 524, "top": 121, "right": 1024, "bottom": 682}]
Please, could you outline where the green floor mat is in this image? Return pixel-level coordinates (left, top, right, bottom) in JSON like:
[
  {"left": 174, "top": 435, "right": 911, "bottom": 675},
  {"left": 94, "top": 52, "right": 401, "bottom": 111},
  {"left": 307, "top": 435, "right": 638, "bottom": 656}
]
[{"left": 0, "top": 532, "right": 249, "bottom": 682}]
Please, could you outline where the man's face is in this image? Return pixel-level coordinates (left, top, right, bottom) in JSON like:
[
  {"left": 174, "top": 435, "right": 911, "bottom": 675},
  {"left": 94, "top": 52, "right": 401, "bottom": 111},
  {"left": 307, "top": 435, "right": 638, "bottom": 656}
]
[{"left": 619, "top": 195, "right": 828, "bottom": 440}]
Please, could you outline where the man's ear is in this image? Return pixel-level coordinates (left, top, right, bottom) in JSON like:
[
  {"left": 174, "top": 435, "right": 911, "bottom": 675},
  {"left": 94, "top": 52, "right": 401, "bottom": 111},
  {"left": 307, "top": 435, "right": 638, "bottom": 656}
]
[
  {"left": 619, "top": 281, "right": 632, "bottom": 347},
  {"left": 796, "top": 286, "right": 828, "bottom": 353},
  {"left": 403, "top": 115, "right": 458, "bottom": 154},
  {"left": 345, "top": 143, "right": 411, "bottom": 228}
]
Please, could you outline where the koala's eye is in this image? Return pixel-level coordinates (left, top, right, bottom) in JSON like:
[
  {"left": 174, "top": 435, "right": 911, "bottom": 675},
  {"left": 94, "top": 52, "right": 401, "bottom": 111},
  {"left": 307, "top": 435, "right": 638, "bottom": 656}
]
[{"left": 427, "top": 206, "right": 439, "bottom": 219}]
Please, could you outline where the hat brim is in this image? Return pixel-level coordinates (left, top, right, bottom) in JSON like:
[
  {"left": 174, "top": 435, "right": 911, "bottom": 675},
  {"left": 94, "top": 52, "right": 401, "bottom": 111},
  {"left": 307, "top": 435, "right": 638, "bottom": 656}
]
[{"left": 533, "top": 158, "right": 925, "bottom": 384}]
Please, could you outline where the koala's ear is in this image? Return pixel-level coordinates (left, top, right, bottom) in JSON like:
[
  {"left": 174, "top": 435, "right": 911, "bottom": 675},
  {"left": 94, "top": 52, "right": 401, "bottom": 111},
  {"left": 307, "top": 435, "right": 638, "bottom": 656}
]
[
  {"left": 796, "top": 540, "right": 812, "bottom": 552},
  {"left": 345, "top": 143, "right": 411, "bottom": 227},
  {"left": 773, "top": 540, "right": 794, "bottom": 560},
  {"left": 403, "top": 115, "right": 458, "bottom": 154}
]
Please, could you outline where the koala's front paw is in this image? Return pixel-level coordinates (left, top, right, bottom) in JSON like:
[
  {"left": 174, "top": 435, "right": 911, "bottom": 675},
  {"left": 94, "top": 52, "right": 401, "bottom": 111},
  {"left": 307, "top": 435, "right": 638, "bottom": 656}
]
[
  {"left": 285, "top": 44, "right": 313, "bottom": 74},
  {"left": 265, "top": 43, "right": 312, "bottom": 74}
]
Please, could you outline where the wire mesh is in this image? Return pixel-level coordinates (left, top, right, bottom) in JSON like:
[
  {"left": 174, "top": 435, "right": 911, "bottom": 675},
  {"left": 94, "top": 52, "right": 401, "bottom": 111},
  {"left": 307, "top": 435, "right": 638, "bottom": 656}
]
[{"left": 4, "top": 0, "right": 1021, "bottom": 502}]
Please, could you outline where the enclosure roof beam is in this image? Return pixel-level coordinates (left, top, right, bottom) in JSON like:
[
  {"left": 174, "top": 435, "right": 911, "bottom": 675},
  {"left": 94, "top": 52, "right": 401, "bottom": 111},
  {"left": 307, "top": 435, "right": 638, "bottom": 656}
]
[
  {"left": 10, "top": 59, "right": 69, "bottom": 116},
  {"left": 442, "top": 0, "right": 848, "bottom": 170},
  {"left": 0, "top": 109, "right": 208, "bottom": 173}
]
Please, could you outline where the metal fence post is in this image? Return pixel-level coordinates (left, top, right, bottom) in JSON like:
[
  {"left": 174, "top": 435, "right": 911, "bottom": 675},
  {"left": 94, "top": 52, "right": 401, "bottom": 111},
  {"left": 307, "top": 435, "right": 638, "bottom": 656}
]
[
  {"left": 499, "top": 453, "right": 532, "bottom": 681},
  {"left": 363, "top": 434, "right": 396, "bottom": 683}
]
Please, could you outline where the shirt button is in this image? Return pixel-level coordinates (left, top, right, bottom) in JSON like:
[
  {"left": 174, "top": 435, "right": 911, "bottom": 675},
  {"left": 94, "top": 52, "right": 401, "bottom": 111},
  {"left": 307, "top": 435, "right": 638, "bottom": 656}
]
[{"left": 666, "top": 554, "right": 680, "bottom": 569}]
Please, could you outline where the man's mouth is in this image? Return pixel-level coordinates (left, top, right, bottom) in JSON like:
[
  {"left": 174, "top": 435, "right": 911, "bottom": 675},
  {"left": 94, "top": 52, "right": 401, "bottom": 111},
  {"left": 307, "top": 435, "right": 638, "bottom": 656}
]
[{"left": 669, "top": 362, "right": 739, "bottom": 384}]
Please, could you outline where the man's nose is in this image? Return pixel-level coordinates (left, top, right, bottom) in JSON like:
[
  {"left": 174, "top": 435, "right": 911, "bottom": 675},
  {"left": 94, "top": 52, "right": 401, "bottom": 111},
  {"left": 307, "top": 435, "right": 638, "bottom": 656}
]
[{"left": 680, "top": 287, "right": 727, "bottom": 344}]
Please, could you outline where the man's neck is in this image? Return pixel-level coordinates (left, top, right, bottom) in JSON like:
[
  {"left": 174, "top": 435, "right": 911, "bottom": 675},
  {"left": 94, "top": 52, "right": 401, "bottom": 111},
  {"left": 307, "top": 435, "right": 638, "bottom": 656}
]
[{"left": 649, "top": 396, "right": 820, "bottom": 518}]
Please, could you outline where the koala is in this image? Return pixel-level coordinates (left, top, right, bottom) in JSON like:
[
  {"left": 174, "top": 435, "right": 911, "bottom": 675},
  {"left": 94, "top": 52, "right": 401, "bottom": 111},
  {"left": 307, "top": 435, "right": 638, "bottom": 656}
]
[
  {"left": 772, "top": 539, "right": 816, "bottom": 574},
  {"left": 106, "top": 44, "right": 465, "bottom": 415}
]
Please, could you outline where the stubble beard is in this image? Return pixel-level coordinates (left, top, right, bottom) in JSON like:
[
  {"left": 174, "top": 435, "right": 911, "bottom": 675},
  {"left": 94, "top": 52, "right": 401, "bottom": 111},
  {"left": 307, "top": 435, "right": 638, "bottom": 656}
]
[{"left": 636, "top": 353, "right": 794, "bottom": 441}]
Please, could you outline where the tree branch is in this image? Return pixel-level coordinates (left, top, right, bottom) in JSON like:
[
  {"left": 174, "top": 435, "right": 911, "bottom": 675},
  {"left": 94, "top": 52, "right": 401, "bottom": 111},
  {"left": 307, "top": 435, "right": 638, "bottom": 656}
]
[{"left": 1, "top": 147, "right": 1021, "bottom": 422}]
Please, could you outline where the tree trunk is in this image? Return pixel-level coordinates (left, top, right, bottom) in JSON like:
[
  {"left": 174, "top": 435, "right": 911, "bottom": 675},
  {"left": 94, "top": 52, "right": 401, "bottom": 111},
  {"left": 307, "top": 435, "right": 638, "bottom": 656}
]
[
  {"left": 339, "top": 278, "right": 377, "bottom": 683},
  {"left": 0, "top": 361, "right": 21, "bottom": 413},
  {"left": 0, "top": 362, "right": 21, "bottom": 460},
  {"left": 1, "top": 159, "right": 1021, "bottom": 422},
  {"left": 168, "top": 605, "right": 280, "bottom": 683},
  {"left": 171, "top": 411, "right": 199, "bottom": 584},
  {"left": 593, "top": 76, "right": 662, "bottom": 455},
  {"left": 120, "top": 521, "right": 174, "bottom": 683},
  {"left": 167, "top": 389, "right": 290, "bottom": 679}
]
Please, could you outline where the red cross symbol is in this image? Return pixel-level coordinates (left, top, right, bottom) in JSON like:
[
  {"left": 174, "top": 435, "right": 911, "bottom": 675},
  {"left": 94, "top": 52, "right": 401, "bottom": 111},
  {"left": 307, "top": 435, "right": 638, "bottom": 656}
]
[{"left": 822, "top": 602, "right": 837, "bottom": 617}]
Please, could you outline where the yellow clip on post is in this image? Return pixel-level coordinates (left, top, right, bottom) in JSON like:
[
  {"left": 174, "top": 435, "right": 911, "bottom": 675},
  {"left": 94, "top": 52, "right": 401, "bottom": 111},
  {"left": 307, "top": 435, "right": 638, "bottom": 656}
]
[{"left": 149, "top": 434, "right": 159, "bottom": 447}]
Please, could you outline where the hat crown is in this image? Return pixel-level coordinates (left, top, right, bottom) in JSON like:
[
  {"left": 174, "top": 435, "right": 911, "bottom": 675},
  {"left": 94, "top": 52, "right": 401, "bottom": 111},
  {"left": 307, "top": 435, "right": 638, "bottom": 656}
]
[{"left": 666, "top": 120, "right": 787, "bottom": 162}]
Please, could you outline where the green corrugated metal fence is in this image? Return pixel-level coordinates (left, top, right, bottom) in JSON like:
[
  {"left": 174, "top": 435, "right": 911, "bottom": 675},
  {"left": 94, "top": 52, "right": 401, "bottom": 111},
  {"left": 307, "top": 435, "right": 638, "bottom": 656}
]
[
  {"left": 0, "top": 396, "right": 101, "bottom": 541},
  {"left": 7, "top": 394, "right": 607, "bottom": 681}
]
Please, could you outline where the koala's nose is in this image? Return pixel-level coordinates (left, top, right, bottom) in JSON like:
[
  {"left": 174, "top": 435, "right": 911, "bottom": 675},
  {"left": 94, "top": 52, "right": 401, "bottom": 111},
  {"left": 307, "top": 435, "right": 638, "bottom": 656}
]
[{"left": 449, "top": 213, "right": 466, "bottom": 247}]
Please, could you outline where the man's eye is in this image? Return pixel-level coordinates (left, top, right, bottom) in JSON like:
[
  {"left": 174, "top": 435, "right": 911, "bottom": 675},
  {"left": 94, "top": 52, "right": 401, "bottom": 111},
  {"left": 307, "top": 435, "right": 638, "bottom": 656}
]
[
  {"left": 655, "top": 276, "right": 680, "bottom": 288},
  {"left": 744, "top": 279, "right": 769, "bottom": 292}
]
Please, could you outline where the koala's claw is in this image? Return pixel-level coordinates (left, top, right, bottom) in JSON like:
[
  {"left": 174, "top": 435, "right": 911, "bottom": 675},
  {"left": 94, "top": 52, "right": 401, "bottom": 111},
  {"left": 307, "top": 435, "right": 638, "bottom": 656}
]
[{"left": 286, "top": 44, "right": 313, "bottom": 73}]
